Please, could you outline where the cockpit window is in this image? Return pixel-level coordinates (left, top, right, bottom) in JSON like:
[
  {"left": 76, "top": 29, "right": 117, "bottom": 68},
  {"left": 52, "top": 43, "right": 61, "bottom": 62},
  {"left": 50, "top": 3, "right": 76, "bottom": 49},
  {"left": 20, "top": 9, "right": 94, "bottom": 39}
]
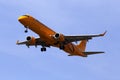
[{"left": 22, "top": 15, "right": 29, "bottom": 17}]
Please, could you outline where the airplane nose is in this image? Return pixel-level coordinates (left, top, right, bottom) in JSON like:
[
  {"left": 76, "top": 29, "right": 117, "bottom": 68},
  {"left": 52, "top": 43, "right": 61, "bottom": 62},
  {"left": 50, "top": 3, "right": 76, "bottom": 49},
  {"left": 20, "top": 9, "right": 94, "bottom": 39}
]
[{"left": 18, "top": 16, "right": 28, "bottom": 21}]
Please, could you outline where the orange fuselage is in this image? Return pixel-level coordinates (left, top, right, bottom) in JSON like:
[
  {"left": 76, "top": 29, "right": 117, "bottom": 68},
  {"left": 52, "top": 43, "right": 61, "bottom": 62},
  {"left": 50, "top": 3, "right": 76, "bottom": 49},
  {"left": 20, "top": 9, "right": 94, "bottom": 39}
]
[{"left": 18, "top": 15, "right": 86, "bottom": 57}]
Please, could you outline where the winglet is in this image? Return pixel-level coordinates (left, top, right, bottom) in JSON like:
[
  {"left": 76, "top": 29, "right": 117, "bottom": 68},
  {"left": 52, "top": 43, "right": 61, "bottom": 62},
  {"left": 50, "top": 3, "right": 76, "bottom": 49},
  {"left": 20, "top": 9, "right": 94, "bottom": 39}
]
[{"left": 100, "top": 31, "right": 107, "bottom": 36}]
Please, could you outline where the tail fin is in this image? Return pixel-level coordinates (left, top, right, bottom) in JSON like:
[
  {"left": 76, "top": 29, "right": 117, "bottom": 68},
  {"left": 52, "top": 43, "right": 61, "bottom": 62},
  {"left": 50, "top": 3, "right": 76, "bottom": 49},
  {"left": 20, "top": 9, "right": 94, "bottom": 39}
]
[
  {"left": 77, "top": 40, "right": 104, "bottom": 57},
  {"left": 77, "top": 40, "right": 87, "bottom": 52}
]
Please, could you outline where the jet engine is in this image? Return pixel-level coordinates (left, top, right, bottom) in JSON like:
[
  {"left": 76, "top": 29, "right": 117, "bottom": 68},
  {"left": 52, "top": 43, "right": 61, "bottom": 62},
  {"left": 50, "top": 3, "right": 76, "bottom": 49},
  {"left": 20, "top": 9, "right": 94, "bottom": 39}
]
[
  {"left": 26, "top": 36, "right": 36, "bottom": 45},
  {"left": 53, "top": 33, "right": 65, "bottom": 41}
]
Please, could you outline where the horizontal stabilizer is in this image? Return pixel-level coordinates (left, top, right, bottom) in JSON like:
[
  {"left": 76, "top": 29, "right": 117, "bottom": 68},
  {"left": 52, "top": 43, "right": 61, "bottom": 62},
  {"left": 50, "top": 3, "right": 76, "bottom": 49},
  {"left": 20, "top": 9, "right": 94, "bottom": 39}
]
[{"left": 83, "top": 51, "right": 104, "bottom": 55}]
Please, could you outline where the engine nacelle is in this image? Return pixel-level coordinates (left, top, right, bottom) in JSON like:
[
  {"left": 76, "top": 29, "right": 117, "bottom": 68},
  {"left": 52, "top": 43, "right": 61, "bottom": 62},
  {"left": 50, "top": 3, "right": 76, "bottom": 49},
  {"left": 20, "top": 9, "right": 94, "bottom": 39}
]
[
  {"left": 26, "top": 36, "right": 36, "bottom": 45},
  {"left": 53, "top": 33, "right": 65, "bottom": 41}
]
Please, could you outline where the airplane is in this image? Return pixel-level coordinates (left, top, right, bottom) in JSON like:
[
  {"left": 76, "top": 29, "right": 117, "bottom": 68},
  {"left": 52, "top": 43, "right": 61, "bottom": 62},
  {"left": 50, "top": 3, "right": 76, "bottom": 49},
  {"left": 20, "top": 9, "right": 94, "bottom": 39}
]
[{"left": 16, "top": 14, "right": 106, "bottom": 57}]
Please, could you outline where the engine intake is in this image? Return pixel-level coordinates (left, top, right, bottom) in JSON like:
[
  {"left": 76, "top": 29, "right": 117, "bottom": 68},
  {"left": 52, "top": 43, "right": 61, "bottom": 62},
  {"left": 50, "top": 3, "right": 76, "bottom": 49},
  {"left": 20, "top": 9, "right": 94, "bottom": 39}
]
[
  {"left": 53, "top": 33, "right": 65, "bottom": 41},
  {"left": 26, "top": 36, "right": 31, "bottom": 41},
  {"left": 54, "top": 33, "right": 60, "bottom": 39},
  {"left": 26, "top": 36, "right": 36, "bottom": 45}
]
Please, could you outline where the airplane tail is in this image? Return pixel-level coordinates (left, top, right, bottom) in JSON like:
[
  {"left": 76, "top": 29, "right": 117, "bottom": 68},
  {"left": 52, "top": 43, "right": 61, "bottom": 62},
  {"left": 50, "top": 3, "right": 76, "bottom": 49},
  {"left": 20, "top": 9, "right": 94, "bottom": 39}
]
[
  {"left": 77, "top": 40, "right": 104, "bottom": 57},
  {"left": 77, "top": 40, "right": 87, "bottom": 52}
]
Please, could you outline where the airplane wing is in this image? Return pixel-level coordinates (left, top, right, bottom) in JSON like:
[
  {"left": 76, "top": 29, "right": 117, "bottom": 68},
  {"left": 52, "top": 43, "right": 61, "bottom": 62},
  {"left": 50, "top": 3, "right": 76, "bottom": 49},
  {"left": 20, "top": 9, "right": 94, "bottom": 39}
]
[
  {"left": 16, "top": 31, "right": 106, "bottom": 47},
  {"left": 64, "top": 31, "right": 106, "bottom": 43},
  {"left": 17, "top": 38, "right": 39, "bottom": 45},
  {"left": 16, "top": 40, "right": 27, "bottom": 45},
  {"left": 16, "top": 38, "right": 50, "bottom": 47}
]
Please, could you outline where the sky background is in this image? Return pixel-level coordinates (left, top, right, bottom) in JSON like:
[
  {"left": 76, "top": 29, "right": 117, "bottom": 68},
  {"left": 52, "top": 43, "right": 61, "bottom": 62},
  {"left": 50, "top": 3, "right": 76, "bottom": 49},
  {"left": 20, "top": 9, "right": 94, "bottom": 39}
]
[{"left": 0, "top": 0, "right": 120, "bottom": 80}]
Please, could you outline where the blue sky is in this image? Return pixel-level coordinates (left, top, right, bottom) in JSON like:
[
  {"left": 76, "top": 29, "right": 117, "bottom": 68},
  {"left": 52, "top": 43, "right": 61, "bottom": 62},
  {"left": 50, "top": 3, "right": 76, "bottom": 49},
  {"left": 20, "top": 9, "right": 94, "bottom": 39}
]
[{"left": 0, "top": 0, "right": 120, "bottom": 80}]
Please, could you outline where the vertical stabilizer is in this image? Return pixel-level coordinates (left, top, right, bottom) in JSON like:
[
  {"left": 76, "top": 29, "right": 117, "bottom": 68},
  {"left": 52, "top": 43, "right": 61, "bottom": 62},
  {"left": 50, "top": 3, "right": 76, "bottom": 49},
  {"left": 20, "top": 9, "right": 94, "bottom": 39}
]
[{"left": 77, "top": 40, "right": 87, "bottom": 52}]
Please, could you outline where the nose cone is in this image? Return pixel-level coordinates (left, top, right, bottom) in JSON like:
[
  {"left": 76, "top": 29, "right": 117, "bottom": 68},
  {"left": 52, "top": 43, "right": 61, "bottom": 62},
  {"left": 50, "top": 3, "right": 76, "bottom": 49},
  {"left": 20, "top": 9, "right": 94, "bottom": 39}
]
[{"left": 18, "top": 16, "right": 28, "bottom": 21}]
